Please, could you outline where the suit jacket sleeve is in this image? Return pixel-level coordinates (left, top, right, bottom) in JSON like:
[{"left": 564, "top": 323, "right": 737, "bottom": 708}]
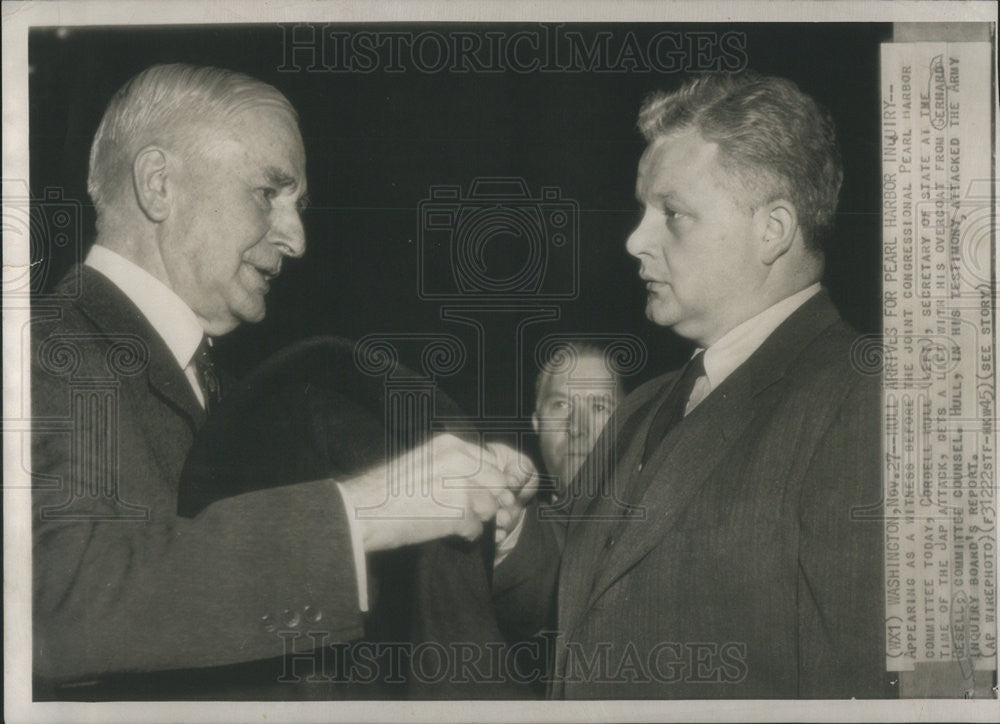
[
  {"left": 492, "top": 500, "right": 565, "bottom": 642},
  {"left": 796, "top": 373, "right": 888, "bottom": 698},
  {"left": 31, "top": 341, "right": 365, "bottom": 681}
]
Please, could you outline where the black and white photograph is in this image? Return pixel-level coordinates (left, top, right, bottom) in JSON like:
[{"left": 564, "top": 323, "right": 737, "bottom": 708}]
[{"left": 2, "top": 1, "right": 997, "bottom": 721}]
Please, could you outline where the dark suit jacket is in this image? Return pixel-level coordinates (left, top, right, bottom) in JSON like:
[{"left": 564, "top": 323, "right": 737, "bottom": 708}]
[
  {"left": 31, "top": 266, "right": 363, "bottom": 694},
  {"left": 495, "top": 291, "right": 889, "bottom": 699}
]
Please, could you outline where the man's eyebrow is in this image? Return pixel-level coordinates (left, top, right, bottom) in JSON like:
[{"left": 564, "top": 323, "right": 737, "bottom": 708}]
[
  {"left": 264, "top": 166, "right": 298, "bottom": 189},
  {"left": 636, "top": 183, "right": 678, "bottom": 204},
  {"left": 651, "top": 187, "right": 682, "bottom": 201},
  {"left": 263, "top": 166, "right": 309, "bottom": 210}
]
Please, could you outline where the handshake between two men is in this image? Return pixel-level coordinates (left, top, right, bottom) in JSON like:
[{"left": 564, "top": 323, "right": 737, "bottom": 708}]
[{"left": 340, "top": 434, "right": 537, "bottom": 553}]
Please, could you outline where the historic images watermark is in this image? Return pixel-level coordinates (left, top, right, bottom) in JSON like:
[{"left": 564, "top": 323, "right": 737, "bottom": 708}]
[
  {"left": 2, "top": 180, "right": 82, "bottom": 493},
  {"left": 272, "top": 632, "right": 748, "bottom": 688},
  {"left": 417, "top": 178, "right": 579, "bottom": 302},
  {"left": 2, "top": 179, "right": 84, "bottom": 300},
  {"left": 2, "top": 182, "right": 153, "bottom": 519},
  {"left": 278, "top": 24, "right": 749, "bottom": 74}
]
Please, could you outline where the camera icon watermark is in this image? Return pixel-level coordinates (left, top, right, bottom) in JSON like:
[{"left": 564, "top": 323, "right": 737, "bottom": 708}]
[
  {"left": 2, "top": 179, "right": 83, "bottom": 299},
  {"left": 417, "top": 177, "right": 578, "bottom": 301}
]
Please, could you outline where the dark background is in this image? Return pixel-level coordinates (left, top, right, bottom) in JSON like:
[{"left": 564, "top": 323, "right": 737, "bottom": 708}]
[{"left": 29, "top": 22, "right": 889, "bottom": 419}]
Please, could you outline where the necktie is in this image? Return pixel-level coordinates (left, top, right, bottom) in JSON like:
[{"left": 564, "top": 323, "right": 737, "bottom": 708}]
[
  {"left": 640, "top": 350, "right": 706, "bottom": 466},
  {"left": 597, "top": 351, "right": 706, "bottom": 545},
  {"left": 192, "top": 336, "right": 223, "bottom": 413}
]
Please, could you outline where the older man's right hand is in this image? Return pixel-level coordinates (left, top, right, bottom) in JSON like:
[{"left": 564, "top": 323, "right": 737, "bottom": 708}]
[{"left": 340, "top": 434, "right": 534, "bottom": 552}]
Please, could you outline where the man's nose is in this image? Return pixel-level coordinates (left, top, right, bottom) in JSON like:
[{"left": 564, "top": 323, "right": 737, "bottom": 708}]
[
  {"left": 269, "top": 207, "right": 306, "bottom": 259},
  {"left": 625, "top": 208, "right": 654, "bottom": 259}
]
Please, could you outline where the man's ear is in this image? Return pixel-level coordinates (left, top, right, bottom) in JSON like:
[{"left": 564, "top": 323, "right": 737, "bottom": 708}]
[
  {"left": 756, "top": 198, "right": 798, "bottom": 265},
  {"left": 531, "top": 412, "right": 540, "bottom": 434},
  {"left": 132, "top": 146, "right": 171, "bottom": 222}
]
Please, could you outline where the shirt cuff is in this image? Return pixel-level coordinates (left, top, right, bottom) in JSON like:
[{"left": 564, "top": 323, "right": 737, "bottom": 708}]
[
  {"left": 335, "top": 482, "right": 369, "bottom": 612},
  {"left": 493, "top": 505, "right": 527, "bottom": 567}
]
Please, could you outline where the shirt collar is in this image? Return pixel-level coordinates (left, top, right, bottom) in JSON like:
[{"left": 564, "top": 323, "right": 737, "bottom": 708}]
[
  {"left": 697, "top": 283, "right": 823, "bottom": 392},
  {"left": 84, "top": 244, "right": 205, "bottom": 370}
]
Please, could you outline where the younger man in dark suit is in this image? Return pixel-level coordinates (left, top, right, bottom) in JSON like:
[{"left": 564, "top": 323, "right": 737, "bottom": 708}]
[{"left": 494, "top": 71, "right": 887, "bottom": 699}]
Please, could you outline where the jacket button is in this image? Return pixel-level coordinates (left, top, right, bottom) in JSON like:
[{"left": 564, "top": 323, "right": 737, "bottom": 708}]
[
  {"left": 260, "top": 614, "right": 276, "bottom": 633},
  {"left": 282, "top": 609, "right": 301, "bottom": 628},
  {"left": 605, "top": 535, "right": 615, "bottom": 549},
  {"left": 304, "top": 605, "right": 322, "bottom": 623}
]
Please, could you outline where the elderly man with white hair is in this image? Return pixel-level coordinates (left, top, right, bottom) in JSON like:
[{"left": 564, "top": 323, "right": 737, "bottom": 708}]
[{"left": 31, "top": 63, "right": 532, "bottom": 699}]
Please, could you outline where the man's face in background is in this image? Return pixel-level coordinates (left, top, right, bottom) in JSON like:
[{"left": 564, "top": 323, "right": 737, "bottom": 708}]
[{"left": 533, "top": 351, "right": 622, "bottom": 495}]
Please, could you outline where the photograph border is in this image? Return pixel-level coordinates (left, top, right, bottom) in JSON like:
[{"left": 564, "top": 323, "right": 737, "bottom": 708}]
[{"left": 4, "top": 1, "right": 998, "bottom": 722}]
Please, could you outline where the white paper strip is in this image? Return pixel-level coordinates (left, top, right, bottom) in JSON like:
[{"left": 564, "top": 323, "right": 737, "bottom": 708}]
[{"left": 881, "top": 41, "right": 996, "bottom": 675}]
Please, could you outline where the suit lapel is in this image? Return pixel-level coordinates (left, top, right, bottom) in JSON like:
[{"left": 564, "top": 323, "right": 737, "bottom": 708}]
[
  {"left": 556, "top": 382, "right": 665, "bottom": 639},
  {"left": 74, "top": 265, "right": 205, "bottom": 430},
  {"left": 566, "top": 389, "right": 662, "bottom": 529},
  {"left": 577, "top": 291, "right": 843, "bottom": 612}
]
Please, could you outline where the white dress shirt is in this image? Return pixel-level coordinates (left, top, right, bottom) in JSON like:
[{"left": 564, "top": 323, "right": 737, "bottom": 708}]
[
  {"left": 495, "top": 283, "right": 823, "bottom": 565},
  {"left": 86, "top": 244, "right": 207, "bottom": 405},
  {"left": 84, "top": 245, "right": 370, "bottom": 611},
  {"left": 685, "top": 283, "right": 822, "bottom": 414}
]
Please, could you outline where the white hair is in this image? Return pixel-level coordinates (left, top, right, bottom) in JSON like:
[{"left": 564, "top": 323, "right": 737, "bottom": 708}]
[{"left": 87, "top": 63, "right": 298, "bottom": 224}]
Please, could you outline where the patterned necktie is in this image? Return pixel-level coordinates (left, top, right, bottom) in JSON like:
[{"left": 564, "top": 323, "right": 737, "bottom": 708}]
[
  {"left": 192, "top": 336, "right": 223, "bottom": 413},
  {"left": 640, "top": 350, "right": 706, "bottom": 466}
]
